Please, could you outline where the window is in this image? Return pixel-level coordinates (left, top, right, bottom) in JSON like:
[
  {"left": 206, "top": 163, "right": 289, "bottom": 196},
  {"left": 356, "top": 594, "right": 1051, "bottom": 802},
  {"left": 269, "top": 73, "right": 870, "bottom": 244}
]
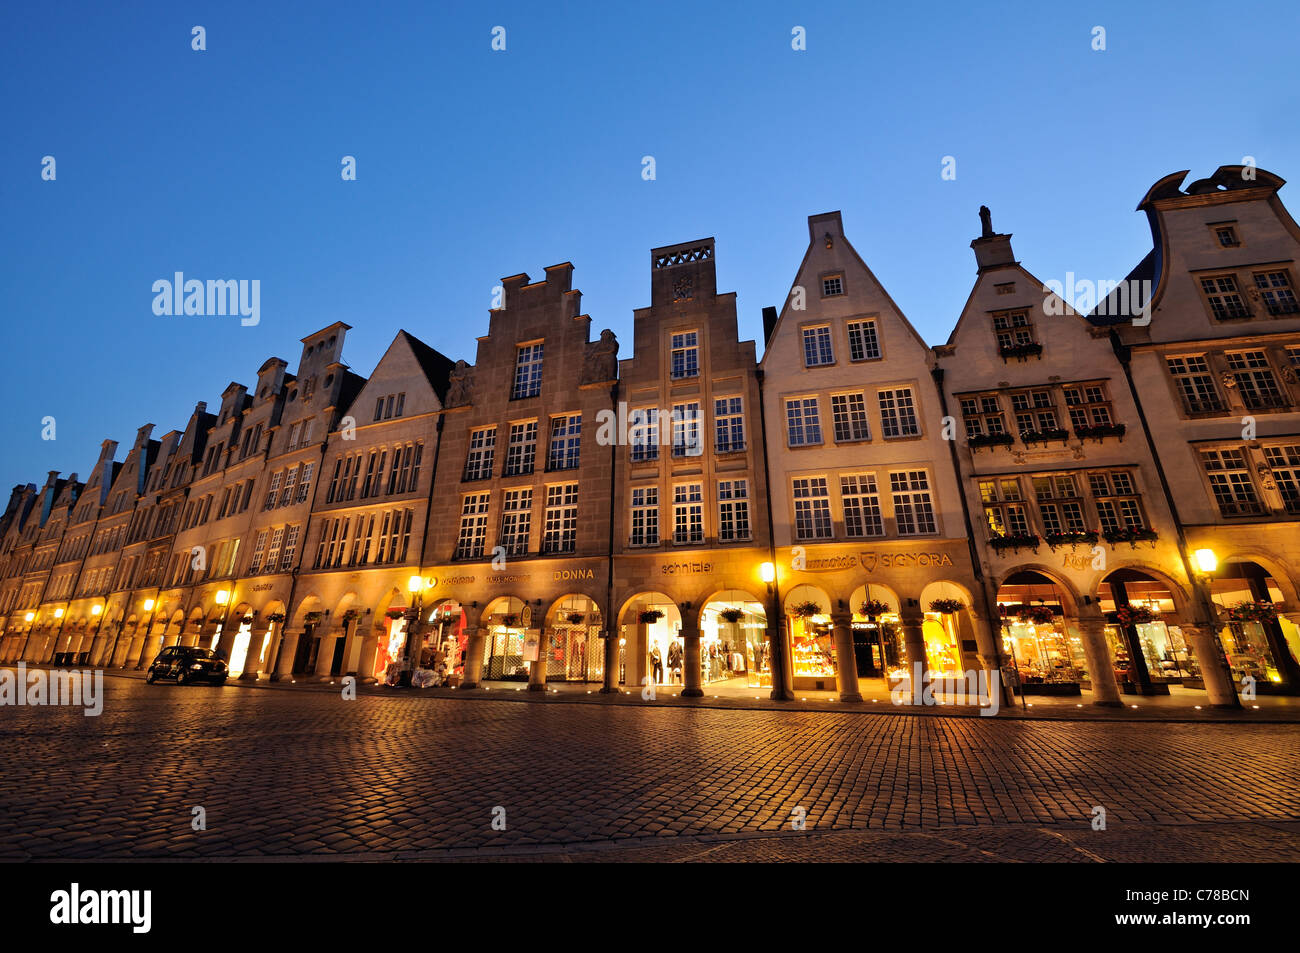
[
  {"left": 980, "top": 478, "right": 1029, "bottom": 537},
  {"left": 361, "top": 450, "right": 386, "bottom": 499},
  {"left": 792, "top": 477, "right": 832, "bottom": 540},
  {"left": 1263, "top": 445, "right": 1300, "bottom": 514},
  {"left": 1089, "top": 471, "right": 1148, "bottom": 531},
  {"left": 1011, "top": 390, "right": 1060, "bottom": 434},
  {"left": 995, "top": 282, "right": 1017, "bottom": 295},
  {"left": 821, "top": 275, "right": 843, "bottom": 297},
  {"left": 1063, "top": 384, "right": 1114, "bottom": 430},
  {"left": 878, "top": 388, "right": 919, "bottom": 438},
  {"left": 890, "top": 471, "right": 937, "bottom": 535},
  {"left": 841, "top": 475, "right": 883, "bottom": 538},
  {"left": 1226, "top": 351, "right": 1287, "bottom": 410},
  {"left": 992, "top": 310, "right": 1035, "bottom": 349},
  {"left": 547, "top": 414, "right": 582, "bottom": 470},
  {"left": 960, "top": 395, "right": 1007, "bottom": 436},
  {"left": 499, "top": 488, "right": 532, "bottom": 556},
  {"left": 672, "top": 483, "right": 704, "bottom": 544},
  {"left": 1255, "top": 271, "right": 1299, "bottom": 315},
  {"left": 504, "top": 421, "right": 538, "bottom": 476},
  {"left": 512, "top": 343, "right": 544, "bottom": 399},
  {"left": 714, "top": 397, "right": 745, "bottom": 452},
  {"left": 830, "top": 393, "right": 871, "bottom": 442},
  {"left": 455, "top": 493, "right": 490, "bottom": 558},
  {"left": 464, "top": 426, "right": 497, "bottom": 481},
  {"left": 630, "top": 408, "right": 660, "bottom": 462},
  {"left": 264, "top": 470, "right": 283, "bottom": 510},
  {"left": 1215, "top": 225, "right": 1240, "bottom": 247},
  {"left": 1033, "top": 475, "right": 1087, "bottom": 535},
  {"left": 630, "top": 486, "right": 659, "bottom": 546},
  {"left": 1199, "top": 449, "right": 1262, "bottom": 517},
  {"left": 296, "top": 462, "right": 313, "bottom": 504},
  {"left": 1199, "top": 275, "right": 1250, "bottom": 320},
  {"left": 280, "top": 525, "right": 299, "bottom": 571},
  {"left": 846, "top": 320, "right": 881, "bottom": 361},
  {"left": 802, "top": 326, "right": 834, "bottom": 367},
  {"left": 1166, "top": 355, "right": 1225, "bottom": 414},
  {"left": 670, "top": 331, "right": 699, "bottom": 380},
  {"left": 718, "top": 480, "right": 750, "bottom": 541},
  {"left": 670, "top": 403, "right": 702, "bottom": 457},
  {"left": 264, "top": 527, "right": 284, "bottom": 572},
  {"left": 374, "top": 397, "right": 384, "bottom": 422},
  {"left": 785, "top": 398, "right": 822, "bottom": 447},
  {"left": 542, "top": 483, "right": 578, "bottom": 553}
]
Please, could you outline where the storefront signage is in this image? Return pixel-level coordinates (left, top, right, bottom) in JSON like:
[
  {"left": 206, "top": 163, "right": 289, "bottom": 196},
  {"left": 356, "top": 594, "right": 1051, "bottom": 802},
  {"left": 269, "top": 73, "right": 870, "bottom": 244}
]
[
  {"left": 661, "top": 561, "right": 713, "bottom": 575},
  {"left": 802, "top": 556, "right": 858, "bottom": 572},
  {"left": 1061, "top": 554, "right": 1091, "bottom": 571},
  {"left": 860, "top": 552, "right": 954, "bottom": 572},
  {"left": 491, "top": 573, "right": 530, "bottom": 583},
  {"left": 248, "top": 583, "right": 275, "bottom": 592},
  {"left": 553, "top": 568, "right": 595, "bottom": 581},
  {"left": 440, "top": 575, "right": 475, "bottom": 585}
]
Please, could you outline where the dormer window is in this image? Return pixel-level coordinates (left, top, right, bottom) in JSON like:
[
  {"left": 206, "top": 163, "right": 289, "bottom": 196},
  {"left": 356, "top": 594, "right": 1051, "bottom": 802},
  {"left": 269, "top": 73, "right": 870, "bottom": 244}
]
[
  {"left": 992, "top": 310, "right": 1041, "bottom": 360},
  {"left": 1214, "top": 225, "right": 1240, "bottom": 247}
]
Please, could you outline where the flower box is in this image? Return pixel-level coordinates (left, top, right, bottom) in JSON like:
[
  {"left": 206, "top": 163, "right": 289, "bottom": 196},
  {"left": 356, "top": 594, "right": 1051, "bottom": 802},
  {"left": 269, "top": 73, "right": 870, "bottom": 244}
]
[
  {"left": 1102, "top": 527, "right": 1159, "bottom": 547},
  {"left": 968, "top": 432, "right": 1014, "bottom": 450},
  {"left": 989, "top": 533, "right": 1040, "bottom": 554},
  {"left": 1074, "top": 423, "right": 1127, "bottom": 442},
  {"left": 1043, "top": 530, "right": 1099, "bottom": 549},
  {"left": 999, "top": 341, "right": 1043, "bottom": 362},
  {"left": 1019, "top": 428, "right": 1070, "bottom": 446}
]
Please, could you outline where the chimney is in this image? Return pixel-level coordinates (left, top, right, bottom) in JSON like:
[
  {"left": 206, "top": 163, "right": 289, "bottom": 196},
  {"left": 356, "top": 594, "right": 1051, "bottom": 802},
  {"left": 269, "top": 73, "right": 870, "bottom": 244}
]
[
  {"left": 762, "top": 306, "right": 779, "bottom": 347},
  {"left": 970, "top": 205, "right": 1016, "bottom": 272}
]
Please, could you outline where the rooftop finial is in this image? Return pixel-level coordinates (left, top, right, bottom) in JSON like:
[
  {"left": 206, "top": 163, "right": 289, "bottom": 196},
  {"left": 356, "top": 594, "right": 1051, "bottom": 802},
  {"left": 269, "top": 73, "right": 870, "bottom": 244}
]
[{"left": 979, "top": 205, "right": 993, "bottom": 239}]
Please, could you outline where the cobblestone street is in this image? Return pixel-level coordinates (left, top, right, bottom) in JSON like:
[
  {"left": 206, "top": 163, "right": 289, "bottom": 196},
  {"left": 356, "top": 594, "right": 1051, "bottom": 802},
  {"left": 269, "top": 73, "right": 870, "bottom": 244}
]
[{"left": 2, "top": 675, "right": 1298, "bottom": 862}]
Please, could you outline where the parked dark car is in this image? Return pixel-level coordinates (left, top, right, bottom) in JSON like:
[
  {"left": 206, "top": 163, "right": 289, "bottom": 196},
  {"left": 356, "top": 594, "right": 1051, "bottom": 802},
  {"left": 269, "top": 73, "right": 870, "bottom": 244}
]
[{"left": 145, "top": 645, "right": 228, "bottom": 685}]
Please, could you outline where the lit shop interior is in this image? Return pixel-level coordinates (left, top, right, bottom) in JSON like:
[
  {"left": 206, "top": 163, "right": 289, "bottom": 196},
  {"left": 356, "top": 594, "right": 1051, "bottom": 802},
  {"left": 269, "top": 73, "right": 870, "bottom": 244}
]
[
  {"left": 624, "top": 591, "right": 766, "bottom": 689},
  {"left": 378, "top": 598, "right": 466, "bottom": 684},
  {"left": 997, "top": 571, "right": 1090, "bottom": 694},
  {"left": 1206, "top": 559, "right": 1300, "bottom": 693},
  {"left": 543, "top": 594, "right": 603, "bottom": 683},
  {"left": 1097, "top": 569, "right": 1195, "bottom": 695}
]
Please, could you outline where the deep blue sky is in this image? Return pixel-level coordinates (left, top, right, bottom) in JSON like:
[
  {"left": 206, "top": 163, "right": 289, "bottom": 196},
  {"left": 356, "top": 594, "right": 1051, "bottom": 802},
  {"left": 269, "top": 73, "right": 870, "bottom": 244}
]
[{"left": 3, "top": 1, "right": 1298, "bottom": 493}]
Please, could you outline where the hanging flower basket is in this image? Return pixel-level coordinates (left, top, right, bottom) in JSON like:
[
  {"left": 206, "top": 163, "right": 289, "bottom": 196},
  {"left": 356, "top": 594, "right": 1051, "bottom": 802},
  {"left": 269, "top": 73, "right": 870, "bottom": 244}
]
[
  {"left": 990, "top": 533, "right": 1040, "bottom": 554},
  {"left": 500, "top": 614, "right": 520, "bottom": 627},
  {"left": 858, "top": 599, "right": 891, "bottom": 619},
  {"left": 1014, "top": 604, "right": 1055, "bottom": 626},
  {"left": 566, "top": 612, "right": 585, "bottom": 625},
  {"left": 1227, "top": 600, "right": 1278, "bottom": 624},
  {"left": 790, "top": 601, "right": 823, "bottom": 620},
  {"left": 1043, "top": 530, "right": 1099, "bottom": 549},
  {"left": 719, "top": 608, "right": 745, "bottom": 624},
  {"left": 266, "top": 612, "right": 285, "bottom": 624},
  {"left": 384, "top": 609, "right": 405, "bottom": 620},
  {"left": 928, "top": 598, "right": 964, "bottom": 615},
  {"left": 638, "top": 609, "right": 664, "bottom": 624},
  {"left": 341, "top": 609, "right": 358, "bottom": 623},
  {"left": 304, "top": 611, "right": 322, "bottom": 624},
  {"left": 240, "top": 614, "right": 255, "bottom": 625},
  {"left": 1115, "top": 605, "right": 1158, "bottom": 626}
]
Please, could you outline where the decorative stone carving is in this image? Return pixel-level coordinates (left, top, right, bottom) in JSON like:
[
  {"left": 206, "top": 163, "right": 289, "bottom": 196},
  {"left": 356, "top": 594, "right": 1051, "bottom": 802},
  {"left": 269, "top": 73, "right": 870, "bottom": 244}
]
[
  {"left": 581, "top": 329, "right": 618, "bottom": 385},
  {"left": 1221, "top": 372, "right": 1238, "bottom": 389},
  {"left": 673, "top": 276, "right": 694, "bottom": 301},
  {"left": 445, "top": 360, "right": 474, "bottom": 408}
]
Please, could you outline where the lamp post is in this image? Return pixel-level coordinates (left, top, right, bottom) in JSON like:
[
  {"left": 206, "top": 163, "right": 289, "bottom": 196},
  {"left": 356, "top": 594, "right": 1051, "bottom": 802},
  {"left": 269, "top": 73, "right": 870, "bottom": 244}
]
[
  {"left": 214, "top": 588, "right": 232, "bottom": 656},
  {"left": 87, "top": 602, "right": 105, "bottom": 666},
  {"left": 761, "top": 561, "right": 792, "bottom": 701},
  {"left": 1189, "top": 547, "right": 1241, "bottom": 708},
  {"left": 50, "top": 606, "right": 68, "bottom": 664},
  {"left": 401, "top": 575, "right": 427, "bottom": 688}
]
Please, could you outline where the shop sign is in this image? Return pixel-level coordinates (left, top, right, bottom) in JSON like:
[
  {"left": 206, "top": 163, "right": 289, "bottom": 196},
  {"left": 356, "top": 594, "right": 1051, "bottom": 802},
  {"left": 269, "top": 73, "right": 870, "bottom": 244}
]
[
  {"left": 440, "top": 575, "right": 474, "bottom": 585},
  {"left": 553, "top": 568, "right": 595, "bottom": 580},
  {"left": 522, "top": 631, "right": 540, "bottom": 661},
  {"left": 802, "top": 555, "right": 857, "bottom": 572},
  {"left": 660, "top": 561, "right": 713, "bottom": 575},
  {"left": 859, "top": 552, "right": 954, "bottom": 572},
  {"left": 491, "top": 573, "right": 531, "bottom": 583},
  {"left": 248, "top": 583, "right": 275, "bottom": 592},
  {"left": 521, "top": 605, "right": 533, "bottom": 628}
]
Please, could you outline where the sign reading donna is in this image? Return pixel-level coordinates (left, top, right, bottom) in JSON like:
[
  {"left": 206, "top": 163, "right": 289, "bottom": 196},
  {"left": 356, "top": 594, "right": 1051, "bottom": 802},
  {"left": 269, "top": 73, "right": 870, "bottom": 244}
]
[{"left": 152, "top": 272, "right": 260, "bottom": 326}]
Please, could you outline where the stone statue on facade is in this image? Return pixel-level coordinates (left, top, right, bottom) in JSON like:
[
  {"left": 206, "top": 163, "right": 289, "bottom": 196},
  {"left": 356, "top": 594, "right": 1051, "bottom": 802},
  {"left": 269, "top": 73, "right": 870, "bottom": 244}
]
[
  {"left": 445, "top": 360, "right": 474, "bottom": 408},
  {"left": 581, "top": 329, "right": 618, "bottom": 385}
]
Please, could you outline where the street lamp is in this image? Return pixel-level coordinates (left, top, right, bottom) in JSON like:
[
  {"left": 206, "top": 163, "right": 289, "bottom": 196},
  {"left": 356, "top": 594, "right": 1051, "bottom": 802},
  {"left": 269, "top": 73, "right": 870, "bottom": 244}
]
[
  {"left": 1194, "top": 549, "right": 1218, "bottom": 574},
  {"left": 1187, "top": 545, "right": 1240, "bottom": 709},
  {"left": 401, "top": 575, "right": 427, "bottom": 687}
]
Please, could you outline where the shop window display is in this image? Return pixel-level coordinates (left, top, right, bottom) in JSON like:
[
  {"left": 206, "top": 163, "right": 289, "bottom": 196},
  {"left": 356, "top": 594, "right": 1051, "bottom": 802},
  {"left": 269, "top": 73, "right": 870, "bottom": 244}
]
[
  {"left": 788, "top": 606, "right": 836, "bottom": 688},
  {"left": 1219, "top": 620, "right": 1281, "bottom": 685},
  {"left": 702, "top": 598, "right": 764, "bottom": 687},
  {"left": 1134, "top": 620, "right": 1198, "bottom": 682},
  {"left": 375, "top": 613, "right": 407, "bottom": 681},
  {"left": 1002, "top": 616, "right": 1088, "bottom": 685},
  {"left": 922, "top": 613, "right": 963, "bottom": 677}
]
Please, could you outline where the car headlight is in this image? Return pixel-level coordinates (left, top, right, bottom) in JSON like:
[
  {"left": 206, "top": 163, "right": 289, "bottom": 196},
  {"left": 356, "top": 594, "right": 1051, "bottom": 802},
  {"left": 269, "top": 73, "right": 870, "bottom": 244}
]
[{"left": 190, "top": 663, "right": 204, "bottom": 670}]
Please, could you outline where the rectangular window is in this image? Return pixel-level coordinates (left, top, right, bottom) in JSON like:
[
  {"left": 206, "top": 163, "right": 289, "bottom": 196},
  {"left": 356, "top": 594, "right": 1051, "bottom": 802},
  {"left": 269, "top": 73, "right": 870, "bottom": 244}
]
[
  {"left": 802, "top": 326, "right": 834, "bottom": 367},
  {"left": 264, "top": 527, "right": 284, "bottom": 572},
  {"left": 1200, "top": 274, "right": 1251, "bottom": 320},
  {"left": 1088, "top": 471, "right": 1147, "bottom": 532},
  {"left": 504, "top": 421, "right": 538, "bottom": 476},
  {"left": 512, "top": 343, "right": 544, "bottom": 399},
  {"left": 792, "top": 477, "right": 833, "bottom": 540},
  {"left": 464, "top": 426, "right": 497, "bottom": 481},
  {"left": 671, "top": 403, "right": 702, "bottom": 457},
  {"left": 980, "top": 479, "right": 1029, "bottom": 537},
  {"left": 630, "top": 408, "right": 660, "bottom": 462},
  {"left": 717, "top": 480, "right": 750, "bottom": 541},
  {"left": 264, "top": 470, "right": 283, "bottom": 510},
  {"left": 846, "top": 320, "right": 881, "bottom": 361},
  {"left": 280, "top": 525, "right": 299, "bottom": 571},
  {"left": 890, "top": 470, "right": 937, "bottom": 535},
  {"left": 878, "top": 388, "right": 919, "bottom": 438},
  {"left": 1215, "top": 225, "right": 1240, "bottom": 247},
  {"left": 542, "top": 483, "right": 579, "bottom": 554},
  {"left": 630, "top": 486, "right": 659, "bottom": 546},
  {"left": 1011, "top": 389, "right": 1059, "bottom": 434},
  {"left": 1263, "top": 445, "right": 1300, "bottom": 514},
  {"left": 1063, "top": 384, "right": 1114, "bottom": 430},
  {"left": 455, "top": 493, "right": 490, "bottom": 559},
  {"left": 1254, "top": 270, "right": 1299, "bottom": 315},
  {"left": 821, "top": 275, "right": 843, "bottom": 297},
  {"left": 1226, "top": 351, "right": 1288, "bottom": 410},
  {"left": 1199, "top": 449, "right": 1263, "bottom": 517},
  {"left": 960, "top": 394, "right": 1007, "bottom": 436},
  {"left": 1166, "top": 355, "right": 1226, "bottom": 414},
  {"left": 830, "top": 393, "right": 871, "bottom": 442},
  {"left": 992, "top": 309, "right": 1035, "bottom": 349},
  {"left": 1034, "top": 475, "right": 1087, "bottom": 535},
  {"left": 672, "top": 483, "right": 704, "bottom": 544},
  {"left": 499, "top": 488, "right": 532, "bottom": 556},
  {"left": 840, "top": 474, "right": 883, "bottom": 538},
  {"left": 670, "top": 331, "right": 699, "bottom": 380},
  {"left": 714, "top": 397, "right": 745, "bottom": 453},
  {"left": 546, "top": 414, "right": 582, "bottom": 470},
  {"left": 280, "top": 465, "right": 299, "bottom": 508},
  {"left": 785, "top": 398, "right": 822, "bottom": 447}
]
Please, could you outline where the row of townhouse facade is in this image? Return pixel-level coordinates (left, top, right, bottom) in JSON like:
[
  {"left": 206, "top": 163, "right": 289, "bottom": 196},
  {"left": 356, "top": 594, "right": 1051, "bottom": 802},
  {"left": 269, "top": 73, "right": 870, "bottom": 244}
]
[{"left": 2, "top": 163, "right": 1298, "bottom": 708}]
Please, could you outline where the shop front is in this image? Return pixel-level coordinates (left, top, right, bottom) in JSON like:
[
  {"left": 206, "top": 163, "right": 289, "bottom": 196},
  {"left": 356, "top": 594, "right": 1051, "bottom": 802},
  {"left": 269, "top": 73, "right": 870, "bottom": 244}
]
[
  {"left": 1208, "top": 560, "right": 1300, "bottom": 693},
  {"left": 997, "top": 571, "right": 1087, "bottom": 695},
  {"left": 700, "top": 590, "right": 765, "bottom": 688},
  {"left": 784, "top": 585, "right": 835, "bottom": 691},
  {"left": 544, "top": 594, "right": 603, "bottom": 683},
  {"left": 1099, "top": 570, "right": 1189, "bottom": 695},
  {"left": 481, "top": 596, "right": 530, "bottom": 681}
]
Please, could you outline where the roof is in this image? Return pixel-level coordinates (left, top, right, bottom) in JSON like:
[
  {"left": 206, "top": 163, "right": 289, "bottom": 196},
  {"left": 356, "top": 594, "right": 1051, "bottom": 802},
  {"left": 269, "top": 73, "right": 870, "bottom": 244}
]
[
  {"left": 400, "top": 330, "right": 457, "bottom": 403},
  {"left": 1087, "top": 250, "right": 1157, "bottom": 326}
]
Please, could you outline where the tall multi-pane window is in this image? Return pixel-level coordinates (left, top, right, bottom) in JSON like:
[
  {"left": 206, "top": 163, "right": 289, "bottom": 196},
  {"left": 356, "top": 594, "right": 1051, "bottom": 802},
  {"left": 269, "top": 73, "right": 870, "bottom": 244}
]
[
  {"left": 671, "top": 403, "right": 702, "bottom": 457},
  {"left": 281, "top": 465, "right": 300, "bottom": 508},
  {"left": 980, "top": 479, "right": 1029, "bottom": 537},
  {"left": 890, "top": 471, "right": 937, "bottom": 535},
  {"left": 250, "top": 530, "right": 269, "bottom": 572},
  {"left": 992, "top": 310, "right": 1035, "bottom": 348},
  {"left": 630, "top": 487, "right": 659, "bottom": 546},
  {"left": 792, "top": 477, "right": 833, "bottom": 540},
  {"left": 846, "top": 320, "right": 881, "bottom": 361},
  {"left": 1011, "top": 390, "right": 1059, "bottom": 434},
  {"left": 499, "top": 488, "right": 532, "bottom": 556},
  {"left": 265, "top": 470, "right": 284, "bottom": 510},
  {"left": 1225, "top": 351, "right": 1287, "bottom": 410},
  {"left": 630, "top": 408, "right": 660, "bottom": 462},
  {"left": 1033, "top": 475, "right": 1087, "bottom": 535},
  {"left": 542, "top": 483, "right": 579, "bottom": 554},
  {"left": 672, "top": 483, "right": 704, "bottom": 544},
  {"left": 785, "top": 398, "right": 822, "bottom": 447},
  {"left": 296, "top": 462, "right": 314, "bottom": 503},
  {"left": 1200, "top": 275, "right": 1251, "bottom": 320},
  {"left": 280, "top": 525, "right": 299, "bottom": 571},
  {"left": 1088, "top": 471, "right": 1147, "bottom": 531},
  {"left": 802, "top": 326, "right": 834, "bottom": 367},
  {"left": 264, "top": 527, "right": 284, "bottom": 572},
  {"left": 1062, "top": 385, "right": 1114, "bottom": 429},
  {"left": 841, "top": 475, "right": 883, "bottom": 538},
  {"left": 960, "top": 395, "right": 1007, "bottom": 436},
  {"left": 714, "top": 397, "right": 745, "bottom": 452},
  {"left": 464, "top": 427, "right": 497, "bottom": 481},
  {"left": 878, "top": 388, "right": 919, "bottom": 438},
  {"left": 504, "top": 421, "right": 538, "bottom": 476},
  {"left": 1166, "top": 356, "right": 1225, "bottom": 414},
  {"left": 1199, "top": 450, "right": 1262, "bottom": 517},
  {"left": 547, "top": 414, "right": 582, "bottom": 470},
  {"left": 1263, "top": 445, "right": 1300, "bottom": 513},
  {"left": 1254, "top": 270, "right": 1299, "bottom": 315},
  {"left": 670, "top": 331, "right": 699, "bottom": 379},
  {"left": 830, "top": 393, "right": 871, "bottom": 442},
  {"left": 455, "top": 493, "right": 490, "bottom": 558},
  {"left": 717, "top": 480, "right": 750, "bottom": 541},
  {"left": 512, "top": 342, "right": 544, "bottom": 399}
]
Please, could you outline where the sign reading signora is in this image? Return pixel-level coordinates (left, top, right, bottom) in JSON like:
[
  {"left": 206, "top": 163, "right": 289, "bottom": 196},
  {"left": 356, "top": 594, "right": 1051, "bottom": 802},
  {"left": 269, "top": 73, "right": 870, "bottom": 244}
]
[{"left": 860, "top": 552, "right": 954, "bottom": 572}]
